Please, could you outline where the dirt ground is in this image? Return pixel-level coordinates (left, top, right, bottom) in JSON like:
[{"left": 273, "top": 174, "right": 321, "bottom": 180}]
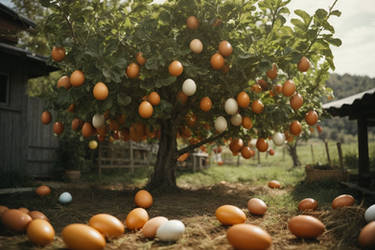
[{"left": 0, "top": 181, "right": 368, "bottom": 250}]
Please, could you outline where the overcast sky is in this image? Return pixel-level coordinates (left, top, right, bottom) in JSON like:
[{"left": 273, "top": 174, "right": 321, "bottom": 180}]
[{"left": 2, "top": 0, "right": 374, "bottom": 77}]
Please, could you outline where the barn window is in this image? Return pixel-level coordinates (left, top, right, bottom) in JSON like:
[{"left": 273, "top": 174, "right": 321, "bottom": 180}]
[{"left": 0, "top": 74, "right": 9, "bottom": 104}]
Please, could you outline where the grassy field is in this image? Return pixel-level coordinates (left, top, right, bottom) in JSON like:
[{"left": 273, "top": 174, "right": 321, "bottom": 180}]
[{"left": 0, "top": 139, "right": 373, "bottom": 250}]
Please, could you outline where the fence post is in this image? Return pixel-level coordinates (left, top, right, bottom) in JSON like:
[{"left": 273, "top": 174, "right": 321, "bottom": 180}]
[
  {"left": 257, "top": 150, "right": 261, "bottom": 166},
  {"left": 324, "top": 141, "right": 331, "bottom": 166},
  {"left": 310, "top": 144, "right": 315, "bottom": 164},
  {"left": 337, "top": 142, "right": 344, "bottom": 168},
  {"left": 237, "top": 155, "right": 240, "bottom": 167}
]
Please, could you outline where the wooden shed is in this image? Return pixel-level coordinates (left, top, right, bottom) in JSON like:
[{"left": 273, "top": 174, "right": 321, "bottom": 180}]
[
  {"left": 0, "top": 3, "right": 57, "bottom": 181},
  {"left": 323, "top": 88, "right": 375, "bottom": 188}
]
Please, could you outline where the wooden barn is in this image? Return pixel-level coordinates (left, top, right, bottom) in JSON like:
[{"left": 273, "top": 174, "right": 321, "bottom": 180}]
[{"left": 0, "top": 3, "right": 57, "bottom": 182}]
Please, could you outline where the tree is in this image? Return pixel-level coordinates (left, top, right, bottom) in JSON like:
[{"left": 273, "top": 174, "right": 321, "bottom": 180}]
[{"left": 37, "top": 0, "right": 341, "bottom": 190}]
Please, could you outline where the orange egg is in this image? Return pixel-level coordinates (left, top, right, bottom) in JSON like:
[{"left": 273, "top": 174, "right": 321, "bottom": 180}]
[
  {"left": 215, "top": 205, "right": 246, "bottom": 225},
  {"left": 358, "top": 221, "right": 375, "bottom": 248},
  {"left": 268, "top": 149, "right": 275, "bottom": 156},
  {"left": 126, "top": 62, "right": 140, "bottom": 79},
  {"left": 332, "top": 194, "right": 355, "bottom": 209},
  {"left": 305, "top": 110, "right": 318, "bottom": 126},
  {"left": 27, "top": 219, "right": 55, "bottom": 246},
  {"left": 1, "top": 209, "right": 32, "bottom": 232},
  {"left": 273, "top": 84, "right": 282, "bottom": 95},
  {"left": 82, "top": 122, "right": 93, "bottom": 138},
  {"left": 237, "top": 91, "right": 250, "bottom": 108},
  {"left": 142, "top": 216, "right": 168, "bottom": 238},
  {"left": 177, "top": 153, "right": 189, "bottom": 162},
  {"left": 298, "top": 198, "right": 318, "bottom": 211},
  {"left": 0, "top": 205, "right": 9, "bottom": 216},
  {"left": 57, "top": 75, "right": 71, "bottom": 89},
  {"left": 290, "top": 120, "right": 302, "bottom": 136},
  {"left": 177, "top": 91, "right": 188, "bottom": 104},
  {"left": 256, "top": 138, "right": 268, "bottom": 152},
  {"left": 88, "top": 214, "right": 124, "bottom": 238},
  {"left": 268, "top": 180, "right": 281, "bottom": 189},
  {"left": 242, "top": 117, "right": 253, "bottom": 129},
  {"left": 41, "top": 111, "right": 52, "bottom": 125},
  {"left": 282, "top": 80, "right": 296, "bottom": 97},
  {"left": 148, "top": 92, "right": 160, "bottom": 106},
  {"left": 70, "top": 70, "right": 85, "bottom": 87},
  {"left": 266, "top": 63, "right": 277, "bottom": 80},
  {"left": 186, "top": 16, "right": 199, "bottom": 30},
  {"left": 200, "top": 97, "right": 212, "bottom": 112},
  {"left": 230, "top": 138, "right": 244, "bottom": 153},
  {"left": 317, "top": 125, "right": 323, "bottom": 133},
  {"left": 134, "top": 190, "right": 153, "bottom": 208},
  {"left": 53, "top": 122, "right": 64, "bottom": 135},
  {"left": 290, "top": 93, "right": 303, "bottom": 110},
  {"left": 241, "top": 146, "right": 252, "bottom": 159},
  {"left": 247, "top": 198, "right": 267, "bottom": 216},
  {"left": 218, "top": 40, "right": 233, "bottom": 57},
  {"left": 227, "top": 224, "right": 272, "bottom": 250},
  {"left": 257, "top": 79, "right": 269, "bottom": 91},
  {"left": 251, "top": 84, "right": 262, "bottom": 93},
  {"left": 138, "top": 101, "right": 153, "bottom": 119},
  {"left": 288, "top": 215, "right": 325, "bottom": 239},
  {"left": 136, "top": 52, "right": 146, "bottom": 66},
  {"left": 51, "top": 46, "right": 65, "bottom": 62},
  {"left": 67, "top": 103, "right": 75, "bottom": 113},
  {"left": 252, "top": 99, "right": 264, "bottom": 114},
  {"left": 19, "top": 207, "right": 29, "bottom": 214},
  {"left": 35, "top": 185, "right": 51, "bottom": 197},
  {"left": 28, "top": 211, "right": 49, "bottom": 221},
  {"left": 71, "top": 118, "right": 82, "bottom": 131},
  {"left": 168, "top": 60, "right": 183, "bottom": 76},
  {"left": 93, "top": 82, "right": 109, "bottom": 100},
  {"left": 298, "top": 56, "right": 310, "bottom": 72},
  {"left": 125, "top": 208, "right": 149, "bottom": 230},
  {"left": 210, "top": 53, "right": 224, "bottom": 70},
  {"left": 62, "top": 224, "right": 106, "bottom": 250}
]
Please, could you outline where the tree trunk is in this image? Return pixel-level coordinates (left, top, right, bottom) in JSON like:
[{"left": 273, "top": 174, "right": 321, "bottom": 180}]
[
  {"left": 147, "top": 120, "right": 178, "bottom": 191},
  {"left": 286, "top": 141, "right": 301, "bottom": 168}
]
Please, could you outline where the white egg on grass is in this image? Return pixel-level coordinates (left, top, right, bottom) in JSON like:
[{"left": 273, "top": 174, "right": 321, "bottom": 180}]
[
  {"left": 189, "top": 39, "right": 203, "bottom": 54},
  {"left": 214, "top": 116, "right": 227, "bottom": 133},
  {"left": 365, "top": 204, "right": 375, "bottom": 222},
  {"left": 182, "top": 79, "right": 197, "bottom": 96},
  {"left": 230, "top": 113, "right": 242, "bottom": 126},
  {"left": 92, "top": 114, "right": 105, "bottom": 129},
  {"left": 224, "top": 98, "right": 238, "bottom": 115},
  {"left": 156, "top": 220, "right": 185, "bottom": 241},
  {"left": 59, "top": 192, "right": 72, "bottom": 204},
  {"left": 272, "top": 132, "right": 285, "bottom": 146}
]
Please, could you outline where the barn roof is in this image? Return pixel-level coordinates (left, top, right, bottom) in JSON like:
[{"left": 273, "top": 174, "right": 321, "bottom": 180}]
[
  {"left": 323, "top": 88, "right": 375, "bottom": 122},
  {"left": 0, "top": 2, "right": 36, "bottom": 28},
  {"left": 0, "top": 42, "right": 57, "bottom": 78}
]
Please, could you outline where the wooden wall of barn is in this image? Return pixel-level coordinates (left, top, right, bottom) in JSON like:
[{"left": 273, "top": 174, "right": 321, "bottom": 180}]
[{"left": 0, "top": 54, "right": 58, "bottom": 178}]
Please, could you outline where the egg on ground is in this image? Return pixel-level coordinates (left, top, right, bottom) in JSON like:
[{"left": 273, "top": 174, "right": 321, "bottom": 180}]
[
  {"left": 134, "top": 190, "right": 153, "bottom": 208},
  {"left": 27, "top": 219, "right": 55, "bottom": 246},
  {"left": 88, "top": 214, "right": 124, "bottom": 239},
  {"left": 62, "top": 224, "right": 106, "bottom": 250},
  {"left": 1, "top": 209, "right": 32, "bottom": 232},
  {"left": 247, "top": 198, "right": 267, "bottom": 216},
  {"left": 125, "top": 208, "right": 149, "bottom": 230},
  {"left": 156, "top": 219, "right": 185, "bottom": 241},
  {"left": 288, "top": 215, "right": 325, "bottom": 239},
  {"left": 142, "top": 216, "right": 168, "bottom": 238},
  {"left": 358, "top": 221, "right": 375, "bottom": 248},
  {"left": 227, "top": 224, "right": 272, "bottom": 250},
  {"left": 298, "top": 198, "right": 318, "bottom": 211},
  {"left": 331, "top": 194, "right": 355, "bottom": 209},
  {"left": 365, "top": 204, "right": 375, "bottom": 222},
  {"left": 215, "top": 205, "right": 246, "bottom": 225}
]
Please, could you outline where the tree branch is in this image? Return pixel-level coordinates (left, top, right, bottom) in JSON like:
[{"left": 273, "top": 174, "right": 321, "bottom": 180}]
[{"left": 177, "top": 131, "right": 227, "bottom": 156}]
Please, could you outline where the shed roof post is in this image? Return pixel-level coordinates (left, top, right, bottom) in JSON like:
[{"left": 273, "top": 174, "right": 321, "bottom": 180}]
[{"left": 357, "top": 116, "right": 370, "bottom": 187}]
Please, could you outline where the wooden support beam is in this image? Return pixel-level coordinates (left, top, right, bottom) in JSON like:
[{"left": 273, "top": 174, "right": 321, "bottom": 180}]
[{"left": 357, "top": 117, "right": 370, "bottom": 187}]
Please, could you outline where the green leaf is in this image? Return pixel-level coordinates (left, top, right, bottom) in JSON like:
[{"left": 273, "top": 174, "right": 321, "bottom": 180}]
[
  {"left": 322, "top": 21, "right": 335, "bottom": 33},
  {"left": 331, "top": 10, "right": 341, "bottom": 17},
  {"left": 118, "top": 94, "right": 131, "bottom": 106},
  {"left": 294, "top": 9, "right": 310, "bottom": 24},
  {"left": 315, "top": 9, "right": 328, "bottom": 20},
  {"left": 325, "top": 37, "right": 342, "bottom": 47},
  {"left": 291, "top": 18, "right": 305, "bottom": 30},
  {"left": 307, "top": 29, "right": 317, "bottom": 40}
]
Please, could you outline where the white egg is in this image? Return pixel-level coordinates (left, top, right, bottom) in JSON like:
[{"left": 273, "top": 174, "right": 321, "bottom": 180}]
[
  {"left": 272, "top": 132, "right": 285, "bottom": 146},
  {"left": 59, "top": 192, "right": 72, "bottom": 204},
  {"left": 214, "top": 116, "right": 227, "bottom": 133},
  {"left": 365, "top": 204, "right": 375, "bottom": 222},
  {"left": 92, "top": 114, "right": 105, "bottom": 128},
  {"left": 230, "top": 113, "right": 242, "bottom": 126},
  {"left": 189, "top": 39, "right": 203, "bottom": 54},
  {"left": 182, "top": 79, "right": 197, "bottom": 96},
  {"left": 224, "top": 98, "right": 238, "bottom": 115},
  {"left": 249, "top": 139, "right": 257, "bottom": 148},
  {"left": 156, "top": 219, "right": 185, "bottom": 241}
]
